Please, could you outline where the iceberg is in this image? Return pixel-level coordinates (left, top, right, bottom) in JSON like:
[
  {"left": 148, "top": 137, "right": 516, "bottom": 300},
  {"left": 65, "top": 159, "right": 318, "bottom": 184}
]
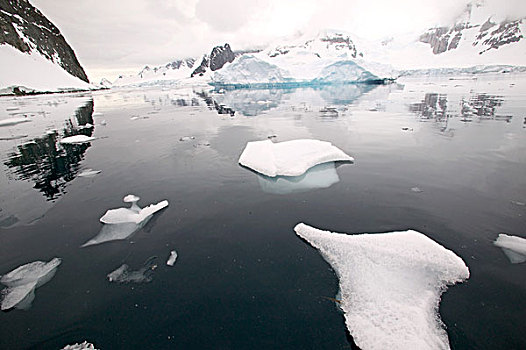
[
  {"left": 315, "top": 61, "right": 378, "bottom": 83},
  {"left": 257, "top": 162, "right": 340, "bottom": 194},
  {"left": 211, "top": 55, "right": 288, "bottom": 86},
  {"left": 294, "top": 223, "right": 469, "bottom": 350},
  {"left": 239, "top": 139, "right": 353, "bottom": 177},
  {"left": 107, "top": 257, "right": 158, "bottom": 283},
  {"left": 166, "top": 250, "right": 178, "bottom": 266},
  {"left": 1, "top": 258, "right": 61, "bottom": 311},
  {"left": 61, "top": 341, "right": 98, "bottom": 350},
  {"left": 494, "top": 234, "right": 526, "bottom": 264},
  {"left": 82, "top": 195, "right": 168, "bottom": 247},
  {"left": 0, "top": 116, "right": 31, "bottom": 127},
  {"left": 59, "top": 135, "right": 96, "bottom": 144}
]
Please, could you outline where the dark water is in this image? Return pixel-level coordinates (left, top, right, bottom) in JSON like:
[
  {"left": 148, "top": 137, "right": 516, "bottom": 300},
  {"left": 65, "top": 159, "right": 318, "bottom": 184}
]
[{"left": 0, "top": 75, "right": 525, "bottom": 349}]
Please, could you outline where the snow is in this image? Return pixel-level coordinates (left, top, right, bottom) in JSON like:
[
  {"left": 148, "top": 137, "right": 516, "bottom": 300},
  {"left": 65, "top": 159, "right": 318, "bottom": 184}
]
[
  {"left": 59, "top": 135, "right": 96, "bottom": 144},
  {"left": 257, "top": 162, "right": 340, "bottom": 194},
  {"left": 294, "top": 223, "right": 469, "bottom": 350},
  {"left": 239, "top": 139, "right": 353, "bottom": 177},
  {"left": 166, "top": 250, "right": 178, "bottom": 266},
  {"left": 0, "top": 45, "right": 93, "bottom": 93},
  {"left": 0, "top": 258, "right": 61, "bottom": 310},
  {"left": 494, "top": 234, "right": 526, "bottom": 264},
  {"left": 61, "top": 341, "right": 98, "bottom": 350},
  {"left": 0, "top": 116, "right": 31, "bottom": 127}
]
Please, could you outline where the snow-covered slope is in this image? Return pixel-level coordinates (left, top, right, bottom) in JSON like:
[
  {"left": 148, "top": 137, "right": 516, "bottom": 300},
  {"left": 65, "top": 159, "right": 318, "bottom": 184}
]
[
  {"left": 0, "top": 0, "right": 93, "bottom": 94},
  {"left": 112, "top": 58, "right": 197, "bottom": 87}
]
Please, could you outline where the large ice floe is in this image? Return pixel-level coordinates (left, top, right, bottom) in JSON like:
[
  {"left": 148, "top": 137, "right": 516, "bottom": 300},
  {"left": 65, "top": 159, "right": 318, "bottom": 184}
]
[
  {"left": 256, "top": 162, "right": 340, "bottom": 194},
  {"left": 0, "top": 258, "right": 61, "bottom": 311},
  {"left": 294, "top": 223, "right": 469, "bottom": 350},
  {"left": 494, "top": 234, "right": 526, "bottom": 264},
  {"left": 82, "top": 195, "right": 168, "bottom": 247},
  {"left": 239, "top": 139, "right": 353, "bottom": 177}
]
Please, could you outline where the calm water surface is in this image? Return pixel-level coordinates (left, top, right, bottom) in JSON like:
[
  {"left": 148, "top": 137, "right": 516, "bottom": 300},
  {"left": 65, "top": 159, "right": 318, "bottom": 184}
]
[{"left": 0, "top": 75, "right": 525, "bottom": 349}]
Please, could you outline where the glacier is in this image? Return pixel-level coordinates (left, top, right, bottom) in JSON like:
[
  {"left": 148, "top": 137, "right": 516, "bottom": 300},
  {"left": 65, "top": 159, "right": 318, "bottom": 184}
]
[
  {"left": 1, "top": 258, "right": 61, "bottom": 311},
  {"left": 239, "top": 139, "right": 353, "bottom": 177},
  {"left": 294, "top": 223, "right": 469, "bottom": 350}
]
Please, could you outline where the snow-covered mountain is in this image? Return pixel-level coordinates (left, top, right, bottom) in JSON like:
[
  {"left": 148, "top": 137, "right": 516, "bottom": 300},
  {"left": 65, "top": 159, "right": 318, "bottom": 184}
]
[{"left": 0, "top": 0, "right": 93, "bottom": 94}]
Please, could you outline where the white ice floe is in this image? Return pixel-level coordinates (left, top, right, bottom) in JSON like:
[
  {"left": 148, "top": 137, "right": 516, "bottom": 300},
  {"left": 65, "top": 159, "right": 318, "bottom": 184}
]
[
  {"left": 294, "top": 223, "right": 469, "bottom": 350},
  {"left": 0, "top": 116, "right": 31, "bottom": 127},
  {"left": 239, "top": 139, "right": 353, "bottom": 177},
  {"left": 257, "top": 162, "right": 340, "bottom": 194},
  {"left": 61, "top": 341, "right": 98, "bottom": 350},
  {"left": 99, "top": 195, "right": 168, "bottom": 224},
  {"left": 82, "top": 195, "right": 168, "bottom": 247},
  {"left": 166, "top": 250, "right": 178, "bottom": 266},
  {"left": 59, "top": 135, "right": 96, "bottom": 144},
  {"left": 78, "top": 169, "right": 101, "bottom": 177},
  {"left": 0, "top": 258, "right": 61, "bottom": 311},
  {"left": 494, "top": 234, "right": 526, "bottom": 264}
]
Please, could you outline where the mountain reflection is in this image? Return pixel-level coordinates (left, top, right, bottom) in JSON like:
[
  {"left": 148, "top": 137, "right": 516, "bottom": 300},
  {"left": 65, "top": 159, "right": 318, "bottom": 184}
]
[{"left": 4, "top": 100, "right": 95, "bottom": 201}]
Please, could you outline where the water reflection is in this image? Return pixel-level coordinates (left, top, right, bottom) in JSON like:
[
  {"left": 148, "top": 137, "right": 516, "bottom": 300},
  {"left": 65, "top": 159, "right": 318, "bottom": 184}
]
[{"left": 3, "top": 100, "right": 95, "bottom": 201}]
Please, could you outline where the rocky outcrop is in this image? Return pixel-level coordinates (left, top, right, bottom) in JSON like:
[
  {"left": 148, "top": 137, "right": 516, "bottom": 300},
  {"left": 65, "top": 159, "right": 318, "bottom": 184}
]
[
  {"left": 0, "top": 0, "right": 89, "bottom": 82},
  {"left": 191, "top": 43, "right": 235, "bottom": 77}
]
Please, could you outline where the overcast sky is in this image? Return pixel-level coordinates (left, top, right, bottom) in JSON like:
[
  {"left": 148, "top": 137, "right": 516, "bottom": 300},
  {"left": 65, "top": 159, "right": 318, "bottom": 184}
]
[{"left": 30, "top": 0, "right": 526, "bottom": 82}]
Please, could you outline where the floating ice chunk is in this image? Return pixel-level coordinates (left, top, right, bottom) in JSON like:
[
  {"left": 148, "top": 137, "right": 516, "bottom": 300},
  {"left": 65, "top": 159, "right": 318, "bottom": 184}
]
[
  {"left": 61, "top": 341, "right": 98, "bottom": 350},
  {"left": 99, "top": 195, "right": 168, "bottom": 224},
  {"left": 294, "top": 223, "right": 469, "bottom": 350},
  {"left": 82, "top": 222, "right": 145, "bottom": 247},
  {"left": 0, "top": 116, "right": 31, "bottom": 127},
  {"left": 1, "top": 258, "right": 61, "bottom": 311},
  {"left": 239, "top": 139, "right": 353, "bottom": 177},
  {"left": 166, "top": 250, "right": 178, "bottom": 266},
  {"left": 179, "top": 136, "right": 195, "bottom": 141},
  {"left": 79, "top": 123, "right": 94, "bottom": 129},
  {"left": 92, "top": 112, "right": 103, "bottom": 117},
  {"left": 107, "top": 257, "right": 157, "bottom": 283},
  {"left": 257, "top": 162, "right": 340, "bottom": 194},
  {"left": 411, "top": 187, "right": 423, "bottom": 193},
  {"left": 494, "top": 234, "right": 526, "bottom": 264},
  {"left": 78, "top": 169, "right": 101, "bottom": 177},
  {"left": 59, "top": 135, "right": 96, "bottom": 144}
]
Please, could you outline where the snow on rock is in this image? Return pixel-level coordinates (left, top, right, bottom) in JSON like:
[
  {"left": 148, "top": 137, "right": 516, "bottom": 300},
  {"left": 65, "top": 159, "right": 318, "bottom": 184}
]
[
  {"left": 99, "top": 195, "right": 168, "bottom": 224},
  {"left": 59, "top": 135, "right": 96, "bottom": 144},
  {"left": 239, "top": 139, "right": 353, "bottom": 177},
  {"left": 0, "top": 116, "right": 31, "bottom": 127},
  {"left": 294, "top": 223, "right": 469, "bottom": 350},
  {"left": 494, "top": 234, "right": 526, "bottom": 264},
  {"left": 0, "top": 258, "right": 61, "bottom": 311},
  {"left": 166, "top": 250, "right": 178, "bottom": 266},
  {"left": 257, "top": 162, "right": 340, "bottom": 194},
  {"left": 61, "top": 341, "right": 98, "bottom": 350}
]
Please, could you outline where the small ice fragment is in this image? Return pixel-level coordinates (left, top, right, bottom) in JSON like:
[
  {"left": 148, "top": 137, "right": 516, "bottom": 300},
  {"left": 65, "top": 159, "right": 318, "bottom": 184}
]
[
  {"left": 239, "top": 139, "right": 353, "bottom": 177},
  {"left": 1, "top": 258, "right": 61, "bottom": 311},
  {"left": 294, "top": 223, "right": 469, "bottom": 350},
  {"left": 80, "top": 123, "right": 94, "bottom": 129},
  {"left": 179, "top": 136, "right": 195, "bottom": 141},
  {"left": 130, "top": 116, "right": 139, "bottom": 120},
  {"left": 494, "top": 234, "right": 526, "bottom": 264},
  {"left": 411, "top": 187, "right": 423, "bottom": 193},
  {"left": 402, "top": 127, "right": 414, "bottom": 131},
  {"left": 511, "top": 200, "right": 525, "bottom": 206},
  {"left": 166, "top": 250, "right": 178, "bottom": 266},
  {"left": 60, "top": 135, "right": 96, "bottom": 144},
  {"left": 92, "top": 112, "right": 103, "bottom": 117},
  {"left": 107, "top": 257, "right": 157, "bottom": 283},
  {"left": 61, "top": 341, "right": 98, "bottom": 350},
  {"left": 99, "top": 195, "right": 168, "bottom": 224},
  {"left": 0, "top": 116, "right": 31, "bottom": 127},
  {"left": 100, "top": 120, "right": 107, "bottom": 126},
  {"left": 78, "top": 169, "right": 101, "bottom": 177}
]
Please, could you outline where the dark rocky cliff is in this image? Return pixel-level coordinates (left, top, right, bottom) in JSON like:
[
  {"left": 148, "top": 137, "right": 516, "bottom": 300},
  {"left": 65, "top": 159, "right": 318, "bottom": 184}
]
[
  {"left": 191, "top": 43, "right": 235, "bottom": 77},
  {"left": 0, "top": 0, "right": 89, "bottom": 82}
]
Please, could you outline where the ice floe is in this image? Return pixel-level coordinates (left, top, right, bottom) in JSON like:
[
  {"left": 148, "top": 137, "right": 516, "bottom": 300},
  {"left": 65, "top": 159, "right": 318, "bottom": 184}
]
[
  {"left": 107, "top": 257, "right": 158, "bottom": 283},
  {"left": 1, "top": 258, "right": 61, "bottom": 311},
  {"left": 82, "top": 195, "right": 168, "bottom": 247},
  {"left": 61, "top": 341, "right": 98, "bottom": 350},
  {"left": 257, "top": 162, "right": 340, "bottom": 194},
  {"left": 59, "top": 135, "right": 96, "bottom": 144},
  {"left": 0, "top": 116, "right": 31, "bottom": 127},
  {"left": 99, "top": 195, "right": 168, "bottom": 224},
  {"left": 494, "top": 234, "right": 526, "bottom": 264},
  {"left": 294, "top": 223, "right": 469, "bottom": 350},
  {"left": 166, "top": 250, "right": 178, "bottom": 266},
  {"left": 239, "top": 139, "right": 353, "bottom": 177}
]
